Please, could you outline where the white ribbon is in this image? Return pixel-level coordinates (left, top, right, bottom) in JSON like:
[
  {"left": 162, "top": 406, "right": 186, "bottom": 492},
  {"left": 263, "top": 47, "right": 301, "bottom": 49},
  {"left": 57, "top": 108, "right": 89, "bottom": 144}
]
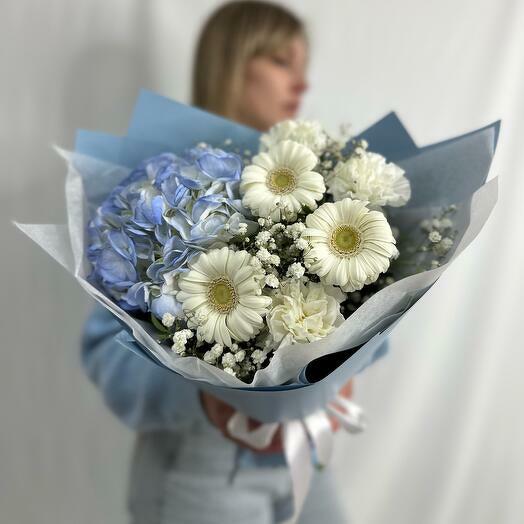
[
  {"left": 327, "top": 394, "right": 367, "bottom": 434},
  {"left": 226, "top": 412, "right": 279, "bottom": 450},
  {"left": 226, "top": 394, "right": 367, "bottom": 523}
]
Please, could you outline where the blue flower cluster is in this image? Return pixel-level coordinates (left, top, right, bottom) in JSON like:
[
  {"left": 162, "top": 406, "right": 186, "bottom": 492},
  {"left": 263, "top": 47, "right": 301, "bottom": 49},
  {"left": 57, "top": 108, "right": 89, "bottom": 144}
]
[{"left": 87, "top": 145, "right": 255, "bottom": 317}]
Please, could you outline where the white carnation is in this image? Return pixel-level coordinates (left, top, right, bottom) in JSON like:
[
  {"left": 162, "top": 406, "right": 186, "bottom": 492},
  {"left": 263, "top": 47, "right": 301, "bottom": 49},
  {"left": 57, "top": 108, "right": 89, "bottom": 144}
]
[
  {"left": 267, "top": 279, "right": 345, "bottom": 349},
  {"left": 326, "top": 151, "right": 411, "bottom": 208},
  {"left": 260, "top": 120, "right": 328, "bottom": 156}
]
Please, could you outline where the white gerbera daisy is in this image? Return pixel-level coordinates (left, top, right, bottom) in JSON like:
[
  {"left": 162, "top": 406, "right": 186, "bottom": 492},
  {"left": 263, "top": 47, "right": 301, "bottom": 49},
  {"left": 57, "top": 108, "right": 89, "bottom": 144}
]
[
  {"left": 303, "top": 199, "right": 398, "bottom": 292},
  {"left": 177, "top": 246, "right": 271, "bottom": 347},
  {"left": 326, "top": 151, "right": 411, "bottom": 208},
  {"left": 240, "top": 140, "right": 325, "bottom": 222}
]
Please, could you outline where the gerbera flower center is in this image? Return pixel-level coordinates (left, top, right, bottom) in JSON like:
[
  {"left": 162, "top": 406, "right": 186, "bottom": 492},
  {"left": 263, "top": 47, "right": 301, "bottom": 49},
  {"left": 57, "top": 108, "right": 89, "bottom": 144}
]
[
  {"left": 207, "top": 276, "right": 238, "bottom": 313},
  {"left": 330, "top": 224, "right": 362, "bottom": 256},
  {"left": 266, "top": 167, "right": 297, "bottom": 194}
]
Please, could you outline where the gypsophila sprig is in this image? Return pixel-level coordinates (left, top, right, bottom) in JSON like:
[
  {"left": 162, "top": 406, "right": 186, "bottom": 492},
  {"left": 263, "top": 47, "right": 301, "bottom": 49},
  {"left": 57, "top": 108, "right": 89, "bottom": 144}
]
[
  {"left": 393, "top": 205, "right": 458, "bottom": 274},
  {"left": 419, "top": 205, "right": 458, "bottom": 267}
]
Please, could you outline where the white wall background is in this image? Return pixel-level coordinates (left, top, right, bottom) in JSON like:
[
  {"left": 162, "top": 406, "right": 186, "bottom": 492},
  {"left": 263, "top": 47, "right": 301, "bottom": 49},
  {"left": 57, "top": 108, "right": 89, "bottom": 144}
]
[{"left": 1, "top": 1, "right": 523, "bottom": 523}]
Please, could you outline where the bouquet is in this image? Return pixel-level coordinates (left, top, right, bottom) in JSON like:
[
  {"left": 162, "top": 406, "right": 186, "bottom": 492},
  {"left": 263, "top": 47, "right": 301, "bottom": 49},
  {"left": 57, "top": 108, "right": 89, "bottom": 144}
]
[
  {"left": 85, "top": 116, "right": 413, "bottom": 383},
  {"left": 15, "top": 90, "right": 499, "bottom": 522}
]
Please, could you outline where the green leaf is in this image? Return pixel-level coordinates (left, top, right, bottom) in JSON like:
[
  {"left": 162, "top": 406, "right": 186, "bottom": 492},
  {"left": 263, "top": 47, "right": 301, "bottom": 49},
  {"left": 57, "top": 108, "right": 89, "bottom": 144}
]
[{"left": 150, "top": 313, "right": 169, "bottom": 334}]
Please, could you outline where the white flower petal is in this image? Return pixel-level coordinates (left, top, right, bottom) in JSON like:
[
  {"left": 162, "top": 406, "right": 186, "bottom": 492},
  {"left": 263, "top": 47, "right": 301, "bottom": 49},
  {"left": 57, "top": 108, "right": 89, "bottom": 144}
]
[
  {"left": 252, "top": 152, "right": 275, "bottom": 171},
  {"left": 177, "top": 247, "right": 269, "bottom": 347},
  {"left": 260, "top": 120, "right": 328, "bottom": 156},
  {"left": 240, "top": 140, "right": 324, "bottom": 222},
  {"left": 267, "top": 280, "right": 344, "bottom": 346},
  {"left": 304, "top": 199, "right": 397, "bottom": 289},
  {"left": 326, "top": 151, "right": 411, "bottom": 208}
]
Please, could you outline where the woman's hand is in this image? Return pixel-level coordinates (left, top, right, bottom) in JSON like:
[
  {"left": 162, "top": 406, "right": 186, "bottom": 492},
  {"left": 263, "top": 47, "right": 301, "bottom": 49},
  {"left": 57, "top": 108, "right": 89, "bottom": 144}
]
[
  {"left": 329, "top": 379, "right": 353, "bottom": 432},
  {"left": 199, "top": 379, "right": 354, "bottom": 454},
  {"left": 200, "top": 391, "right": 284, "bottom": 454}
]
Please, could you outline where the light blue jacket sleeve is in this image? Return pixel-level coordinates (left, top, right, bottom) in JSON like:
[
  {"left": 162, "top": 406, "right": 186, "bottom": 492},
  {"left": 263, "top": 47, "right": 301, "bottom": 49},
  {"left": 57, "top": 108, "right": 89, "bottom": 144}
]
[{"left": 81, "top": 304, "right": 207, "bottom": 431}]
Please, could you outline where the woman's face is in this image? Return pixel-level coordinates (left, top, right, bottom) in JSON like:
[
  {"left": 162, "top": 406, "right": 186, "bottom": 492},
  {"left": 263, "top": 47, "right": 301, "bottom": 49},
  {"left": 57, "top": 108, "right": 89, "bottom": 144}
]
[{"left": 236, "top": 35, "right": 309, "bottom": 131}]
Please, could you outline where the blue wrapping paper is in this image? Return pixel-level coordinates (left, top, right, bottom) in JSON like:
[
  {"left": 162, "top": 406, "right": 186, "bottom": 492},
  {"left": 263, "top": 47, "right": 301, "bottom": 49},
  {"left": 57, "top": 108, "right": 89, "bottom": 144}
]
[{"left": 16, "top": 90, "right": 500, "bottom": 422}]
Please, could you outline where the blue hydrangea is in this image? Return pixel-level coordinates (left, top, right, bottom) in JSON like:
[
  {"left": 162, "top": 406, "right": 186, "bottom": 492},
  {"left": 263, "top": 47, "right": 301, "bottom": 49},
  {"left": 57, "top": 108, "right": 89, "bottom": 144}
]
[{"left": 87, "top": 145, "right": 255, "bottom": 316}]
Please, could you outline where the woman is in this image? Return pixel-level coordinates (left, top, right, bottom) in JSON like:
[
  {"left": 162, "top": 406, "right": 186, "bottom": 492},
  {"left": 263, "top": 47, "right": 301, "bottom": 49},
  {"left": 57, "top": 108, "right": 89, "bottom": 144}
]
[
  {"left": 192, "top": 0, "right": 352, "bottom": 454},
  {"left": 192, "top": 0, "right": 309, "bottom": 131},
  {"left": 82, "top": 2, "right": 369, "bottom": 522}
]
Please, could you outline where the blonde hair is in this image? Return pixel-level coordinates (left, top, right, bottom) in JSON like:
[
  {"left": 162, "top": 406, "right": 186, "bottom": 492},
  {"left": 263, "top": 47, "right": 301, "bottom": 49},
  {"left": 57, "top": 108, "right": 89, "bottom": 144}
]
[{"left": 192, "top": 1, "right": 305, "bottom": 119}]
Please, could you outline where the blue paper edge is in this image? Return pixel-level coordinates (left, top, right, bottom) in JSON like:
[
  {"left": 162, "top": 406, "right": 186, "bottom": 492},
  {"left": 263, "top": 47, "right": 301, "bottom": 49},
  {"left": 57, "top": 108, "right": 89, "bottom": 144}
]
[
  {"left": 355, "top": 111, "right": 418, "bottom": 161},
  {"left": 127, "top": 88, "right": 261, "bottom": 147},
  {"left": 356, "top": 112, "right": 501, "bottom": 163},
  {"left": 75, "top": 88, "right": 501, "bottom": 178},
  {"left": 75, "top": 130, "right": 122, "bottom": 164},
  {"left": 420, "top": 120, "right": 500, "bottom": 156}
]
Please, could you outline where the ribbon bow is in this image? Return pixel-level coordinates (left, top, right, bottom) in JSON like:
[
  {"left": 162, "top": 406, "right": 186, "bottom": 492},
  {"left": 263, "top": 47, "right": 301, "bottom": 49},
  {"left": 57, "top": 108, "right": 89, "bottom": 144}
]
[{"left": 226, "top": 395, "right": 366, "bottom": 523}]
